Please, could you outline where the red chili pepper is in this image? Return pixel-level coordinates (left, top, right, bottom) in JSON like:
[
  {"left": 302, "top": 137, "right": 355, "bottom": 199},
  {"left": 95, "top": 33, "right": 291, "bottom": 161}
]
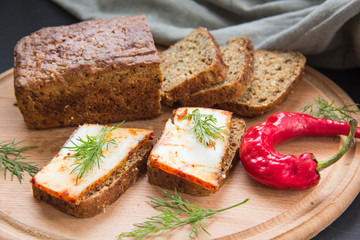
[{"left": 239, "top": 112, "right": 360, "bottom": 190}]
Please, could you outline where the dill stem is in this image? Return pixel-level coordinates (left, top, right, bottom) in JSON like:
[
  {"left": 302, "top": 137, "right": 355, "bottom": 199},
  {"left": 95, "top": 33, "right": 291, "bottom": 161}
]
[
  {"left": 0, "top": 139, "right": 38, "bottom": 183},
  {"left": 118, "top": 190, "right": 249, "bottom": 239},
  {"left": 215, "top": 197, "right": 250, "bottom": 213}
]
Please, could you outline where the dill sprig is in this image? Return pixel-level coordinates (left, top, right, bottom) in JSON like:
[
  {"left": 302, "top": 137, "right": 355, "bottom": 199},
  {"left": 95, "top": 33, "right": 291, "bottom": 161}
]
[
  {"left": 181, "top": 109, "right": 228, "bottom": 148},
  {"left": 0, "top": 139, "right": 38, "bottom": 183},
  {"left": 301, "top": 97, "right": 359, "bottom": 121},
  {"left": 63, "top": 122, "right": 124, "bottom": 183},
  {"left": 118, "top": 189, "right": 249, "bottom": 239}
]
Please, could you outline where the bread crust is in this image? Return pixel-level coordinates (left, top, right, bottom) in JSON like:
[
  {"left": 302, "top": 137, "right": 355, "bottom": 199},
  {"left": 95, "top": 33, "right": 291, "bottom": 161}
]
[
  {"left": 32, "top": 142, "right": 153, "bottom": 218},
  {"left": 147, "top": 118, "right": 246, "bottom": 196},
  {"left": 160, "top": 28, "right": 228, "bottom": 106},
  {"left": 218, "top": 50, "right": 306, "bottom": 117},
  {"left": 14, "top": 15, "right": 163, "bottom": 129},
  {"left": 179, "top": 37, "right": 254, "bottom": 107}
]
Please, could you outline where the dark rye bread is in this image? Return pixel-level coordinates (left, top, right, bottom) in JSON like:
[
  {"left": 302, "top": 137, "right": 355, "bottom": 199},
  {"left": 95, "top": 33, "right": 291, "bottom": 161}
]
[
  {"left": 14, "top": 15, "right": 163, "bottom": 129},
  {"left": 147, "top": 118, "right": 245, "bottom": 196},
  {"left": 160, "top": 27, "right": 228, "bottom": 106},
  {"left": 218, "top": 50, "right": 306, "bottom": 117},
  {"left": 179, "top": 37, "right": 254, "bottom": 107},
  {"left": 32, "top": 141, "right": 152, "bottom": 218}
]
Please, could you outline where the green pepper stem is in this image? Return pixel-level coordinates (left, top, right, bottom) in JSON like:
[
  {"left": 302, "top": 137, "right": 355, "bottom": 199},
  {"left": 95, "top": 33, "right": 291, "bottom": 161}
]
[{"left": 316, "top": 119, "right": 358, "bottom": 171}]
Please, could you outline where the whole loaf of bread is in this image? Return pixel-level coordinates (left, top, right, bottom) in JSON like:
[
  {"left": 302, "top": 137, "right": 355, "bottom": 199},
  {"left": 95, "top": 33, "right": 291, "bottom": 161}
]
[{"left": 14, "top": 15, "right": 163, "bottom": 129}]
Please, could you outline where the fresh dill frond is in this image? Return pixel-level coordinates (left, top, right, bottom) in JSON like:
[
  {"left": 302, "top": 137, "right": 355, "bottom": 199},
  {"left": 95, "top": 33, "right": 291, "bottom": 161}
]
[
  {"left": 301, "top": 97, "right": 359, "bottom": 122},
  {"left": 118, "top": 189, "right": 249, "bottom": 239},
  {"left": 181, "top": 109, "right": 228, "bottom": 148},
  {"left": 63, "top": 122, "right": 124, "bottom": 183},
  {"left": 0, "top": 139, "right": 38, "bottom": 183}
]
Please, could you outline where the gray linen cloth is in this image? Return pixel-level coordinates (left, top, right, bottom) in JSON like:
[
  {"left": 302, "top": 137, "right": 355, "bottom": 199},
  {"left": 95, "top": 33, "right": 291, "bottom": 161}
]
[{"left": 52, "top": 0, "right": 360, "bottom": 69}]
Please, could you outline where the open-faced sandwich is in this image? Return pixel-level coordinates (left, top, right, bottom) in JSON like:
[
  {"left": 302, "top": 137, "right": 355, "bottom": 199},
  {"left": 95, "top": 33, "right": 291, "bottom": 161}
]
[
  {"left": 147, "top": 107, "right": 246, "bottom": 196},
  {"left": 31, "top": 124, "right": 153, "bottom": 217}
]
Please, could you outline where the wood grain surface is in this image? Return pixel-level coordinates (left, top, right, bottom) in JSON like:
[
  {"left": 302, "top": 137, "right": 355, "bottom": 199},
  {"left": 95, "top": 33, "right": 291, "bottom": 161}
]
[{"left": 0, "top": 67, "right": 359, "bottom": 240}]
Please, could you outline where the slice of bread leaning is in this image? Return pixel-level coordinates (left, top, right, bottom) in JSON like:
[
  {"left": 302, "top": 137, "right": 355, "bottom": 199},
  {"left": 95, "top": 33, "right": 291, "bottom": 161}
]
[
  {"left": 31, "top": 124, "right": 154, "bottom": 218},
  {"left": 160, "top": 28, "right": 228, "bottom": 106},
  {"left": 218, "top": 50, "right": 306, "bottom": 117},
  {"left": 179, "top": 37, "right": 254, "bottom": 107},
  {"left": 147, "top": 107, "right": 245, "bottom": 196}
]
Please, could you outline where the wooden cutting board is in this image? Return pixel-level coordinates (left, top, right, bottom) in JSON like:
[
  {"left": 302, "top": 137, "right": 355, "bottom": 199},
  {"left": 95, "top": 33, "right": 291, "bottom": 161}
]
[{"left": 0, "top": 67, "right": 359, "bottom": 240}]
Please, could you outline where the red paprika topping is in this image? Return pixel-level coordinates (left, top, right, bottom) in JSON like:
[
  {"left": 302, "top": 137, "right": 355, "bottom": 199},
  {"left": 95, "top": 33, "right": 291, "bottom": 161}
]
[{"left": 239, "top": 112, "right": 360, "bottom": 190}]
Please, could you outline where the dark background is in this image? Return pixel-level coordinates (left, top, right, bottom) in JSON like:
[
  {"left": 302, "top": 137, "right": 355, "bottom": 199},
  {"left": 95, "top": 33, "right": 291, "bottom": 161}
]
[{"left": 1, "top": 0, "right": 359, "bottom": 239}]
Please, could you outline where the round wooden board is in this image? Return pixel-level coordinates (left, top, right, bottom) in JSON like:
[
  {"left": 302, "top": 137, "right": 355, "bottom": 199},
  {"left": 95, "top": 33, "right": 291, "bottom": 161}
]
[{"left": 0, "top": 67, "right": 359, "bottom": 240}]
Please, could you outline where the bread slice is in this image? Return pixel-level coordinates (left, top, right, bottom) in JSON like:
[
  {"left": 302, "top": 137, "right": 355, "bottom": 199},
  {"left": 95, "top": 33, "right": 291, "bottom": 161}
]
[
  {"left": 147, "top": 109, "right": 246, "bottom": 196},
  {"left": 160, "top": 27, "right": 228, "bottom": 106},
  {"left": 218, "top": 50, "right": 306, "bottom": 117},
  {"left": 179, "top": 37, "right": 254, "bottom": 107},
  {"left": 31, "top": 125, "right": 153, "bottom": 217}
]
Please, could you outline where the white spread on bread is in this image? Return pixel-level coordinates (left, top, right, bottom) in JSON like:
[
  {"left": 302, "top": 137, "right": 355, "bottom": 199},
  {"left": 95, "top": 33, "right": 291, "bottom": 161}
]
[
  {"left": 149, "top": 107, "right": 232, "bottom": 191},
  {"left": 32, "top": 124, "right": 153, "bottom": 204}
]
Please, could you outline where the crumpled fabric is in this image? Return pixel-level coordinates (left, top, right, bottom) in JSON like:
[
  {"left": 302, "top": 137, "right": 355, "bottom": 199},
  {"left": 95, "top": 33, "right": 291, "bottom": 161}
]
[{"left": 51, "top": 0, "right": 360, "bottom": 69}]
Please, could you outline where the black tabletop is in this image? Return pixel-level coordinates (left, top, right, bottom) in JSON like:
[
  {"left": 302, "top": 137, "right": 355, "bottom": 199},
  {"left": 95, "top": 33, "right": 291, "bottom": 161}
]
[{"left": 1, "top": 0, "right": 359, "bottom": 239}]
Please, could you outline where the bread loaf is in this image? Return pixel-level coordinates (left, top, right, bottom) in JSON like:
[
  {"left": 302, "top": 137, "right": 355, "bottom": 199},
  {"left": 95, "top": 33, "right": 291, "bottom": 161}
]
[
  {"left": 179, "top": 37, "right": 254, "bottom": 107},
  {"left": 218, "top": 50, "right": 306, "bottom": 117},
  {"left": 14, "top": 15, "right": 163, "bottom": 129},
  {"left": 160, "top": 28, "right": 228, "bottom": 106}
]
